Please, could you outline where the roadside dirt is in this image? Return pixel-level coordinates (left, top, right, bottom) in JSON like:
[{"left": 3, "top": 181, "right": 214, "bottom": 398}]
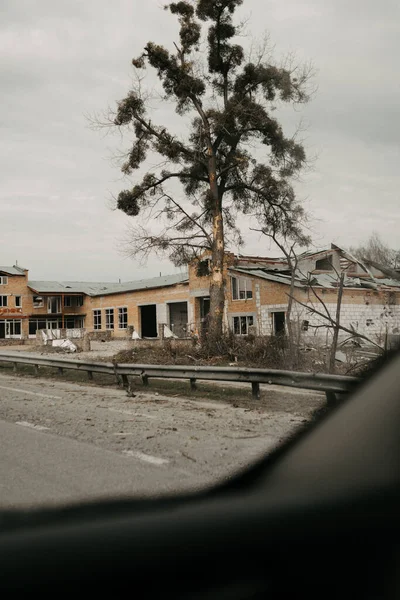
[{"left": 0, "top": 370, "right": 318, "bottom": 489}]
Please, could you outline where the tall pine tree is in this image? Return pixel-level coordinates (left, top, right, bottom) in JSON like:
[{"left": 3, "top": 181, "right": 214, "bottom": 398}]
[{"left": 108, "top": 0, "right": 312, "bottom": 339}]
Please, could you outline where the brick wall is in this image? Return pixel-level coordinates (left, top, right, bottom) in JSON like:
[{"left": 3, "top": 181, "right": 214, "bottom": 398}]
[
  {"left": 0, "top": 270, "right": 30, "bottom": 338},
  {"left": 258, "top": 287, "right": 400, "bottom": 343},
  {"left": 85, "top": 283, "right": 190, "bottom": 338}
]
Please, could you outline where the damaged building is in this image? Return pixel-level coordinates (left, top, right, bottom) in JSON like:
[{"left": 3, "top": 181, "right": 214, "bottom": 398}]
[{"left": 1, "top": 243, "right": 400, "bottom": 345}]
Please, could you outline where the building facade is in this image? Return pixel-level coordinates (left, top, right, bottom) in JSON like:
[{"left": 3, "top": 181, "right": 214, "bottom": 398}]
[{"left": 1, "top": 243, "right": 400, "bottom": 344}]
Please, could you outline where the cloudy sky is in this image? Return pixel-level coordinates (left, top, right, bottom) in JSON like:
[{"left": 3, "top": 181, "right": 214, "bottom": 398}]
[{"left": 1, "top": 0, "right": 399, "bottom": 281}]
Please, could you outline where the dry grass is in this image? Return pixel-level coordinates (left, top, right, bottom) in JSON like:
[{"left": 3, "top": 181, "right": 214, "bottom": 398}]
[{"left": 112, "top": 334, "right": 326, "bottom": 372}]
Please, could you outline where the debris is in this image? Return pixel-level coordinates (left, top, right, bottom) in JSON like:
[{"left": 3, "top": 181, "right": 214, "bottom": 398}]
[
  {"left": 335, "top": 351, "right": 347, "bottom": 363},
  {"left": 181, "top": 451, "right": 197, "bottom": 462},
  {"left": 52, "top": 339, "right": 77, "bottom": 352},
  {"left": 164, "top": 325, "right": 178, "bottom": 339},
  {"left": 187, "top": 355, "right": 200, "bottom": 362}
]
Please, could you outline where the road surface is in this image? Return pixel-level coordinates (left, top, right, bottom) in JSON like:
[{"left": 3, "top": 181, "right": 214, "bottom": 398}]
[{"left": 0, "top": 371, "right": 321, "bottom": 508}]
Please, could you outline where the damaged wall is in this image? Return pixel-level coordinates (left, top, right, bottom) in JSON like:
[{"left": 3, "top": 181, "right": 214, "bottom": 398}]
[{"left": 259, "top": 296, "right": 400, "bottom": 343}]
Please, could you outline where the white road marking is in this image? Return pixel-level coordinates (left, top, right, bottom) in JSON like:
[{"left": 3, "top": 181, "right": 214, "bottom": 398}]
[
  {"left": 0, "top": 384, "right": 62, "bottom": 400},
  {"left": 108, "top": 408, "right": 158, "bottom": 420},
  {"left": 16, "top": 421, "right": 50, "bottom": 431},
  {"left": 122, "top": 450, "right": 169, "bottom": 465}
]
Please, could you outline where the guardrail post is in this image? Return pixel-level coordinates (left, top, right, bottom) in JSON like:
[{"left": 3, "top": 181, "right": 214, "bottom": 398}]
[
  {"left": 121, "top": 374, "right": 129, "bottom": 389},
  {"left": 252, "top": 382, "right": 260, "bottom": 399},
  {"left": 112, "top": 362, "right": 122, "bottom": 387},
  {"left": 13, "top": 362, "right": 17, "bottom": 373},
  {"left": 34, "top": 365, "right": 39, "bottom": 376},
  {"left": 87, "top": 371, "right": 93, "bottom": 381},
  {"left": 58, "top": 367, "right": 64, "bottom": 375},
  {"left": 190, "top": 378, "right": 197, "bottom": 391},
  {"left": 326, "top": 391, "right": 337, "bottom": 406},
  {"left": 142, "top": 374, "right": 149, "bottom": 387}
]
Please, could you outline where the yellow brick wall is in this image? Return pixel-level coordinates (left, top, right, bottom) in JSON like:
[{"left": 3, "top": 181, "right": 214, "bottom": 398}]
[
  {"left": 84, "top": 283, "right": 189, "bottom": 337},
  {"left": 0, "top": 271, "right": 30, "bottom": 337}
]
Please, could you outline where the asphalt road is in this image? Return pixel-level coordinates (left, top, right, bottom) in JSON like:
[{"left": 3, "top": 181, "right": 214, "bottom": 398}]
[
  {"left": 0, "top": 371, "right": 321, "bottom": 508},
  {"left": 0, "top": 418, "right": 184, "bottom": 507}
]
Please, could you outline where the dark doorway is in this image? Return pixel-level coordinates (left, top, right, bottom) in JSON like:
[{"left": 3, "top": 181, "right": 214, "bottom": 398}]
[
  {"left": 169, "top": 302, "right": 188, "bottom": 338},
  {"left": 140, "top": 305, "right": 157, "bottom": 338},
  {"left": 199, "top": 297, "right": 210, "bottom": 320},
  {"left": 199, "top": 297, "right": 210, "bottom": 337},
  {"left": 0, "top": 321, "right": 5, "bottom": 339},
  {"left": 273, "top": 312, "right": 285, "bottom": 335}
]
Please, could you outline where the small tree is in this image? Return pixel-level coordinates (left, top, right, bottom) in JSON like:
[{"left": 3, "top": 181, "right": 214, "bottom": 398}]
[
  {"left": 349, "top": 232, "right": 400, "bottom": 270},
  {"left": 96, "top": 0, "right": 313, "bottom": 341},
  {"left": 251, "top": 190, "right": 311, "bottom": 365}
]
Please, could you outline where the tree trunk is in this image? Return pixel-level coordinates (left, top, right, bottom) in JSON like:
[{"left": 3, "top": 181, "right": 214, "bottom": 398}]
[
  {"left": 209, "top": 211, "right": 225, "bottom": 341},
  {"left": 286, "top": 271, "right": 295, "bottom": 366},
  {"left": 207, "top": 151, "right": 225, "bottom": 342},
  {"left": 329, "top": 273, "right": 345, "bottom": 373}
]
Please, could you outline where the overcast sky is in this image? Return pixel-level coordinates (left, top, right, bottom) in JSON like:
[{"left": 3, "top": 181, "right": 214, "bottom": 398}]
[{"left": 1, "top": 0, "right": 399, "bottom": 281}]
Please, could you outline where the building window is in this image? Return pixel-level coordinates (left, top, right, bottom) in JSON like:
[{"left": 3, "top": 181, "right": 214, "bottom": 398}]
[
  {"left": 105, "top": 308, "right": 114, "bottom": 330},
  {"left": 302, "top": 320, "right": 309, "bottom": 331},
  {"left": 118, "top": 307, "right": 128, "bottom": 329},
  {"left": 15, "top": 296, "right": 21, "bottom": 308},
  {"left": 33, "top": 296, "right": 44, "bottom": 308},
  {"left": 231, "top": 276, "right": 253, "bottom": 300},
  {"left": 65, "top": 295, "right": 84, "bottom": 308},
  {"left": 93, "top": 310, "right": 102, "bottom": 330},
  {"left": 28, "top": 319, "right": 63, "bottom": 335},
  {"left": 47, "top": 296, "right": 61, "bottom": 314},
  {"left": 196, "top": 259, "right": 211, "bottom": 277},
  {"left": 0, "top": 296, "right": 8, "bottom": 307},
  {"left": 315, "top": 255, "right": 333, "bottom": 271},
  {"left": 65, "top": 317, "right": 84, "bottom": 329},
  {"left": 29, "top": 319, "right": 47, "bottom": 335},
  {"left": 232, "top": 315, "right": 254, "bottom": 335},
  {"left": 0, "top": 276, "right": 8, "bottom": 285},
  {"left": 6, "top": 320, "right": 21, "bottom": 337}
]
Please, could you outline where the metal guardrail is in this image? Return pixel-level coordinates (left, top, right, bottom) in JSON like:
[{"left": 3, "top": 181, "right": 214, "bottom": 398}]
[{"left": 0, "top": 352, "right": 359, "bottom": 402}]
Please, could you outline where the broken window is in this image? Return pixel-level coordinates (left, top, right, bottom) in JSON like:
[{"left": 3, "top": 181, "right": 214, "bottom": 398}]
[
  {"left": 196, "top": 259, "right": 211, "bottom": 277},
  {"left": 64, "top": 296, "right": 84, "bottom": 308},
  {"left": 118, "top": 307, "right": 128, "bottom": 329},
  {"left": 0, "top": 296, "right": 8, "bottom": 307},
  {"left": 232, "top": 315, "right": 254, "bottom": 335},
  {"left": 33, "top": 296, "right": 44, "bottom": 308},
  {"left": 315, "top": 255, "right": 333, "bottom": 270},
  {"left": 93, "top": 309, "right": 102, "bottom": 330},
  {"left": 15, "top": 296, "right": 21, "bottom": 308},
  {"left": 231, "top": 276, "right": 253, "bottom": 300},
  {"left": 302, "top": 320, "right": 309, "bottom": 331},
  {"left": 106, "top": 308, "right": 114, "bottom": 330},
  {"left": 0, "top": 276, "right": 8, "bottom": 285}
]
